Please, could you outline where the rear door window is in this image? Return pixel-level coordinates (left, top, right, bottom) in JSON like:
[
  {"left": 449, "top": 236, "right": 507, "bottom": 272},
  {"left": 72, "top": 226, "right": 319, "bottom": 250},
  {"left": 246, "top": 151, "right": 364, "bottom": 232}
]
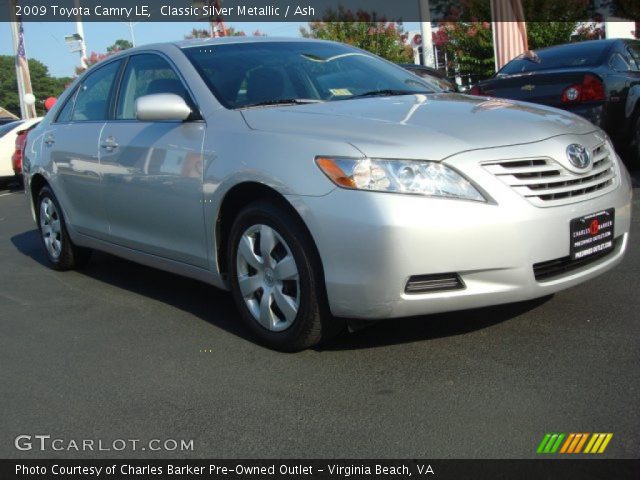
[
  {"left": 610, "top": 53, "right": 631, "bottom": 72},
  {"left": 625, "top": 43, "right": 640, "bottom": 72}
]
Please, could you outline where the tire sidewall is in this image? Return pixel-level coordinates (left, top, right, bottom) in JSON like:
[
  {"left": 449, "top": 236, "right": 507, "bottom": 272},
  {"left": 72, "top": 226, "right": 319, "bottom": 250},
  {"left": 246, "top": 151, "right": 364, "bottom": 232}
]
[
  {"left": 36, "top": 186, "right": 70, "bottom": 269},
  {"left": 227, "top": 201, "right": 323, "bottom": 350}
]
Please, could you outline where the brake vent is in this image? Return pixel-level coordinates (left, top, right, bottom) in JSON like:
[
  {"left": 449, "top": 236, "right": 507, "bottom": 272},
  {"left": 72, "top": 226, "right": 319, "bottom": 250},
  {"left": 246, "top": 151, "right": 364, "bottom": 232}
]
[{"left": 405, "top": 273, "right": 465, "bottom": 294}]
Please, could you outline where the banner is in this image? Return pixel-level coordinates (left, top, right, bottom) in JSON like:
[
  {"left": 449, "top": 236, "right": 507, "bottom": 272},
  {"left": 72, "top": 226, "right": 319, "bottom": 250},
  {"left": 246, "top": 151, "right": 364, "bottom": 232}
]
[{"left": 2, "top": 459, "right": 640, "bottom": 480}]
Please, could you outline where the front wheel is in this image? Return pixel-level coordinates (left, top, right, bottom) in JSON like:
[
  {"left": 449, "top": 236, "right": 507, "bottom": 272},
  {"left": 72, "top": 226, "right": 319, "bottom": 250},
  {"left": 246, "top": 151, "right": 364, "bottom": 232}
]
[
  {"left": 36, "top": 186, "right": 91, "bottom": 270},
  {"left": 227, "top": 200, "right": 342, "bottom": 351}
]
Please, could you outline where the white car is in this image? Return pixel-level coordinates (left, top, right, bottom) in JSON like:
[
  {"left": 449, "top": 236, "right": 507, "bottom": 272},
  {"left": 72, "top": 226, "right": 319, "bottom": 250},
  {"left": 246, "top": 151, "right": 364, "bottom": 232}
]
[{"left": 0, "top": 117, "right": 41, "bottom": 182}]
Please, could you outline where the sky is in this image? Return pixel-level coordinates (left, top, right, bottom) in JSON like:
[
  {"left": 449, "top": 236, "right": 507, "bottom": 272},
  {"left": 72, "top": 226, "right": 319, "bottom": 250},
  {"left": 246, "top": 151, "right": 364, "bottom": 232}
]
[{"left": 0, "top": 21, "right": 306, "bottom": 77}]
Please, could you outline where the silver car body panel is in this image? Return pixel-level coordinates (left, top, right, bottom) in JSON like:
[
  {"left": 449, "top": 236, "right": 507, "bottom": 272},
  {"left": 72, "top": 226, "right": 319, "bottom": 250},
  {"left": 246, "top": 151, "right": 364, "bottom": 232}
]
[{"left": 23, "top": 38, "right": 633, "bottom": 318}]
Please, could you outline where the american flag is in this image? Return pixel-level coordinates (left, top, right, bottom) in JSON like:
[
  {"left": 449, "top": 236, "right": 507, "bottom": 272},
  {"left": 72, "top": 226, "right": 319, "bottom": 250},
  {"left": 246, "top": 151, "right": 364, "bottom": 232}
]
[
  {"left": 491, "top": 0, "right": 529, "bottom": 71},
  {"left": 16, "top": 19, "right": 36, "bottom": 117}
]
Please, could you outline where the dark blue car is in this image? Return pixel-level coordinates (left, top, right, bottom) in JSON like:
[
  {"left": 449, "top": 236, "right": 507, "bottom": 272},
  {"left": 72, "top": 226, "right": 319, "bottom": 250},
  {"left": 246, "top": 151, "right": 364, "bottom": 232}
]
[{"left": 470, "top": 39, "right": 640, "bottom": 167}]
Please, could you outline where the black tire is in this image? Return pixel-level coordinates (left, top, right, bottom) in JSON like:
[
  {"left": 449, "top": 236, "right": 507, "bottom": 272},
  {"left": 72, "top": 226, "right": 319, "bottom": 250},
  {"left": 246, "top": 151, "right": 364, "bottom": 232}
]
[
  {"left": 226, "top": 199, "right": 343, "bottom": 351},
  {"left": 36, "top": 186, "right": 91, "bottom": 271}
]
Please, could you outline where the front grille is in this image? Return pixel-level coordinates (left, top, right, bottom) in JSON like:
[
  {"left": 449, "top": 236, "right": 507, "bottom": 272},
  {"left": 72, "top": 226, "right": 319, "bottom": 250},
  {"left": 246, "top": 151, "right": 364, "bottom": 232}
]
[
  {"left": 405, "top": 273, "right": 465, "bottom": 294},
  {"left": 533, "top": 237, "right": 618, "bottom": 281},
  {"left": 483, "top": 143, "right": 617, "bottom": 207}
]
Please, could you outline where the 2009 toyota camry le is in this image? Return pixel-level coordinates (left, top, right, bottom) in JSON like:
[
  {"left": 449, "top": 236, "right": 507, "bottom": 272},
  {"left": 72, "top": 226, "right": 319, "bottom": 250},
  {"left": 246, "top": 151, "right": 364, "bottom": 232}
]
[{"left": 23, "top": 37, "right": 632, "bottom": 351}]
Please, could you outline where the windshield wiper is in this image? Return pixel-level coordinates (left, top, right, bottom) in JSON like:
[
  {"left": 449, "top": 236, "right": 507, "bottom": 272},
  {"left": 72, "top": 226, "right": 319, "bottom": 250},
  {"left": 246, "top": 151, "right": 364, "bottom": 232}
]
[
  {"left": 241, "top": 98, "right": 323, "bottom": 108},
  {"left": 348, "top": 89, "right": 433, "bottom": 99}
]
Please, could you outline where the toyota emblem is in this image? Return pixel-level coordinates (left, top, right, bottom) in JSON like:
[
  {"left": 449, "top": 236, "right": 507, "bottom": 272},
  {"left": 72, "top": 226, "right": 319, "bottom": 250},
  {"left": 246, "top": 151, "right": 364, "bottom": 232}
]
[{"left": 566, "top": 144, "right": 591, "bottom": 169}]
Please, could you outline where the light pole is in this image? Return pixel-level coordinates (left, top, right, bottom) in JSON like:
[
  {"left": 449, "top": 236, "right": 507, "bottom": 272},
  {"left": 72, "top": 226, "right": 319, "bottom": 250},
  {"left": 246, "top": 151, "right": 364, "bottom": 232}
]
[
  {"left": 419, "top": 0, "right": 435, "bottom": 68},
  {"left": 74, "top": 0, "right": 88, "bottom": 69},
  {"left": 122, "top": 21, "right": 138, "bottom": 47}
]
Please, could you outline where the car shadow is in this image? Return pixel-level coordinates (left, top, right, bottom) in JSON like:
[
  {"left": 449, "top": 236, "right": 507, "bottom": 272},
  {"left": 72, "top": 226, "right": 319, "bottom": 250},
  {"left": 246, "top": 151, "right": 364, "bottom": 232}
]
[
  {"left": 10, "top": 229, "right": 251, "bottom": 343},
  {"left": 0, "top": 178, "right": 25, "bottom": 193},
  {"left": 320, "top": 296, "right": 551, "bottom": 351},
  {"left": 12, "top": 228, "right": 552, "bottom": 351}
]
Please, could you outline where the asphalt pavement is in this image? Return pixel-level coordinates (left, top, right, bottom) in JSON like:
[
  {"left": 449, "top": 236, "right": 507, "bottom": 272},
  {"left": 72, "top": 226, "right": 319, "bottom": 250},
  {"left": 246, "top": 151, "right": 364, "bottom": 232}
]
[{"left": 0, "top": 172, "right": 638, "bottom": 459}]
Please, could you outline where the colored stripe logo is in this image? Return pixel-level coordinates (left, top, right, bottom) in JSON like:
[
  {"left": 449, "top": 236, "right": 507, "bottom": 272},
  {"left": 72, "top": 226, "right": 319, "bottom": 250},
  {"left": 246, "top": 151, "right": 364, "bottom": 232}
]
[{"left": 537, "top": 433, "right": 613, "bottom": 454}]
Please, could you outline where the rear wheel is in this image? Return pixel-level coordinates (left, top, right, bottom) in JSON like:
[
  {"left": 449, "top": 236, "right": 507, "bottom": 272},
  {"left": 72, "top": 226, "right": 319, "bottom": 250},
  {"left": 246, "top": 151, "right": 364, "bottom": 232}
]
[
  {"left": 36, "top": 186, "right": 91, "bottom": 270},
  {"left": 227, "top": 200, "right": 342, "bottom": 351}
]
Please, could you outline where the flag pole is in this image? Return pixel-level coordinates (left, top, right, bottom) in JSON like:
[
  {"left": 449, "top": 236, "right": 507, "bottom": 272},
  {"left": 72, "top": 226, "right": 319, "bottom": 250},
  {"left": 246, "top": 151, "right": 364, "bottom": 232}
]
[
  {"left": 9, "top": 0, "right": 35, "bottom": 119},
  {"left": 9, "top": 21, "right": 27, "bottom": 119}
]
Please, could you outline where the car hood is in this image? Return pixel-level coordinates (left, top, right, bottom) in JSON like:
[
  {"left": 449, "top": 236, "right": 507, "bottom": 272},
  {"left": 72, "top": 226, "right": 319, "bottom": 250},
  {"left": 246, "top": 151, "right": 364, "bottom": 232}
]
[{"left": 240, "top": 93, "right": 598, "bottom": 160}]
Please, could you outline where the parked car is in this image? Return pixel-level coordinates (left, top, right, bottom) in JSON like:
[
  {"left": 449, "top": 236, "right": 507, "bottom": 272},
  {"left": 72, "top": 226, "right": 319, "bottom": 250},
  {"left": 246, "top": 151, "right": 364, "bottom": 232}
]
[
  {"left": 0, "top": 118, "right": 40, "bottom": 186},
  {"left": 12, "top": 121, "right": 41, "bottom": 186},
  {"left": 470, "top": 39, "right": 640, "bottom": 166},
  {"left": 24, "top": 38, "right": 632, "bottom": 350},
  {"left": 400, "top": 64, "right": 457, "bottom": 92},
  {"left": 0, "top": 117, "right": 19, "bottom": 126}
]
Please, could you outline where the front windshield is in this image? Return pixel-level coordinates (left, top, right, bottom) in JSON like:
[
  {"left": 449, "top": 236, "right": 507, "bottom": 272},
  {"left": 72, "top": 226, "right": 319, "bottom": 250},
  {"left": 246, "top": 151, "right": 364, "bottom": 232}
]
[{"left": 183, "top": 41, "right": 437, "bottom": 109}]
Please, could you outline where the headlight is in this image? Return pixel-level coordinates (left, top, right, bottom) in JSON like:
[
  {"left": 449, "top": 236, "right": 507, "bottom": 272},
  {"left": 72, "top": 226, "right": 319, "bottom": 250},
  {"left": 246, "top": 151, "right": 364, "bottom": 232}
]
[{"left": 316, "top": 156, "right": 486, "bottom": 202}]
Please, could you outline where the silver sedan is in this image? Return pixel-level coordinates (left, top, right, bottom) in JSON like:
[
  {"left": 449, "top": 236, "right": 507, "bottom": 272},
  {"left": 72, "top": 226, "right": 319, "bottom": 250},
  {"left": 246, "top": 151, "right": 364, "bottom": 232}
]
[{"left": 23, "top": 38, "right": 633, "bottom": 350}]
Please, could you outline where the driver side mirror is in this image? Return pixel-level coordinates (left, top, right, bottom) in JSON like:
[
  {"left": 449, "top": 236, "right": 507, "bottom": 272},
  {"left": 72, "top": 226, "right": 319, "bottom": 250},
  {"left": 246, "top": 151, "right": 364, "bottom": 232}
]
[{"left": 135, "top": 93, "right": 192, "bottom": 122}]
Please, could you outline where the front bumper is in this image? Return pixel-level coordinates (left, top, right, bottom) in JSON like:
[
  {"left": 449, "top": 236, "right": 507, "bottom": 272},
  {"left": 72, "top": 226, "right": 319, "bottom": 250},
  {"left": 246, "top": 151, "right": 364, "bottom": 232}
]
[{"left": 289, "top": 139, "right": 633, "bottom": 320}]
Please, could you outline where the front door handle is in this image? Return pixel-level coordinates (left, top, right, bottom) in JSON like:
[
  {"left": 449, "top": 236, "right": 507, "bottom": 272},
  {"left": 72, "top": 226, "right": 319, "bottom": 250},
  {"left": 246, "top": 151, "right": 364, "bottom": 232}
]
[
  {"left": 100, "top": 136, "right": 119, "bottom": 151},
  {"left": 44, "top": 134, "right": 55, "bottom": 146}
]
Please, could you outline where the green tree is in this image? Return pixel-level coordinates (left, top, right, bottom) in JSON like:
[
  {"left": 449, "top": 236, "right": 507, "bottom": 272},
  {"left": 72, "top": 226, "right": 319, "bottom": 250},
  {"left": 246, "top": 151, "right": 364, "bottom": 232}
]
[
  {"left": 107, "top": 39, "right": 133, "bottom": 53},
  {"left": 434, "top": 22, "right": 495, "bottom": 80},
  {"left": 185, "top": 28, "right": 211, "bottom": 39},
  {"left": 527, "top": 22, "right": 581, "bottom": 50},
  {"left": 436, "top": 20, "right": 603, "bottom": 81},
  {"left": 0, "top": 56, "right": 72, "bottom": 117},
  {"left": 300, "top": 8, "right": 413, "bottom": 63},
  {"left": 184, "top": 26, "right": 263, "bottom": 39}
]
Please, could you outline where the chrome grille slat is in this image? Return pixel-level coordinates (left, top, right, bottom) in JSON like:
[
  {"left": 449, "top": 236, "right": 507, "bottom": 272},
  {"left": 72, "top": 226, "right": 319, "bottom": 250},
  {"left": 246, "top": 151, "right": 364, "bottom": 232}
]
[
  {"left": 482, "top": 144, "right": 618, "bottom": 207},
  {"left": 592, "top": 143, "right": 607, "bottom": 162},
  {"left": 484, "top": 163, "right": 561, "bottom": 175},
  {"left": 515, "top": 170, "right": 615, "bottom": 196},
  {"left": 492, "top": 158, "right": 612, "bottom": 187}
]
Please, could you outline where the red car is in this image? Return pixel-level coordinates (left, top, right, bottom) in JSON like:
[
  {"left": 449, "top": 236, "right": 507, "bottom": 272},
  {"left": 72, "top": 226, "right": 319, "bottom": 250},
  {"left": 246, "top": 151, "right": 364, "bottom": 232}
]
[{"left": 11, "top": 122, "right": 40, "bottom": 186}]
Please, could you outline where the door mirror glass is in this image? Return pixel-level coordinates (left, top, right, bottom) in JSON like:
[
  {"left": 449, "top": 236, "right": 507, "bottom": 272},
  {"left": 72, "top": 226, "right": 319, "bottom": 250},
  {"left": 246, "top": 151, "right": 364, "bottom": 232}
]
[{"left": 135, "top": 93, "right": 192, "bottom": 121}]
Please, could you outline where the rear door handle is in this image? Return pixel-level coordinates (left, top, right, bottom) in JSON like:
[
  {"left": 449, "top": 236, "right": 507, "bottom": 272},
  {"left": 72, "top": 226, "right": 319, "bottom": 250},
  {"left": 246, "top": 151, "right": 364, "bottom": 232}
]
[
  {"left": 44, "top": 135, "right": 55, "bottom": 146},
  {"left": 100, "top": 136, "right": 119, "bottom": 151}
]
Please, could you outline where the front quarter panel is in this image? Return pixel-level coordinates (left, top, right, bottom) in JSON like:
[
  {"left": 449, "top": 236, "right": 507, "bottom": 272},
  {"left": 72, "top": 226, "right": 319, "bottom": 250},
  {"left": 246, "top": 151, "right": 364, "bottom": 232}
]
[{"left": 200, "top": 109, "right": 362, "bottom": 277}]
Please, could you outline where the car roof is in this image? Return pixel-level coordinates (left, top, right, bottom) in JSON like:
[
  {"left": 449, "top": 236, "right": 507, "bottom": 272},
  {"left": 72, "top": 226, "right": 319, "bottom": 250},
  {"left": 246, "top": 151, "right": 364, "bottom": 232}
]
[
  {"left": 531, "top": 38, "right": 620, "bottom": 55},
  {"left": 97, "top": 36, "right": 340, "bottom": 62}
]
